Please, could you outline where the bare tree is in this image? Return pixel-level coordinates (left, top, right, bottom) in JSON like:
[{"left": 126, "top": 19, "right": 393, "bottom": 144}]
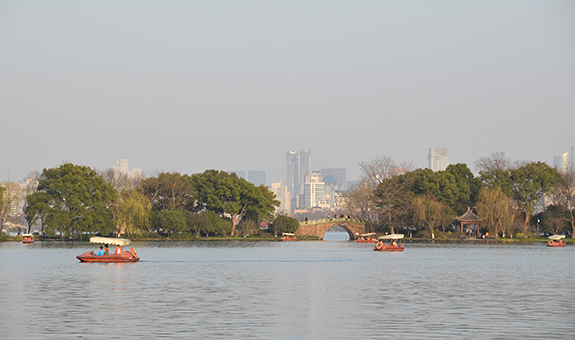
[
  {"left": 551, "top": 165, "right": 575, "bottom": 237},
  {"left": 474, "top": 151, "right": 513, "bottom": 173},
  {"left": 358, "top": 155, "right": 414, "bottom": 188}
]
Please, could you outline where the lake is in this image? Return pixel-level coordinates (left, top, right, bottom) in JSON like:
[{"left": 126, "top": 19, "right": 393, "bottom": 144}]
[{"left": 1, "top": 233, "right": 574, "bottom": 339}]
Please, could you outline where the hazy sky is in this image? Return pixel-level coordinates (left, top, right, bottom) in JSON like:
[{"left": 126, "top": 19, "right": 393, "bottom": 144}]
[{"left": 1, "top": 1, "right": 574, "bottom": 184}]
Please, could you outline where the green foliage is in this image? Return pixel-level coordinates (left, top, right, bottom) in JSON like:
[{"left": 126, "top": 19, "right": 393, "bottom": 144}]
[
  {"left": 31, "top": 163, "right": 117, "bottom": 238},
  {"left": 411, "top": 168, "right": 459, "bottom": 208},
  {"left": 113, "top": 189, "right": 151, "bottom": 236},
  {"left": 140, "top": 172, "right": 195, "bottom": 211},
  {"left": 271, "top": 214, "right": 299, "bottom": 236},
  {"left": 445, "top": 163, "right": 483, "bottom": 212},
  {"left": 510, "top": 162, "right": 561, "bottom": 232},
  {"left": 155, "top": 209, "right": 188, "bottom": 235},
  {"left": 191, "top": 170, "right": 279, "bottom": 236}
]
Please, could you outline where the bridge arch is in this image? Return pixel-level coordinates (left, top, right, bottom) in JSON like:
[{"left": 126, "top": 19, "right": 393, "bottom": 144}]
[{"left": 296, "top": 218, "right": 367, "bottom": 240}]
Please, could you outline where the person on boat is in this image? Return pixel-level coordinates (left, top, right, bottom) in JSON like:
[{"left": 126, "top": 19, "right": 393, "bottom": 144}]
[
  {"left": 391, "top": 240, "right": 398, "bottom": 247},
  {"left": 376, "top": 241, "right": 384, "bottom": 249},
  {"left": 104, "top": 245, "right": 110, "bottom": 255},
  {"left": 115, "top": 245, "right": 123, "bottom": 254},
  {"left": 96, "top": 246, "right": 105, "bottom": 256}
]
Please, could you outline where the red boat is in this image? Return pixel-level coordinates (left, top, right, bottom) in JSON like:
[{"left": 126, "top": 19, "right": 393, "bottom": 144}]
[
  {"left": 280, "top": 233, "right": 297, "bottom": 241},
  {"left": 547, "top": 235, "right": 566, "bottom": 247},
  {"left": 77, "top": 237, "right": 140, "bottom": 263},
  {"left": 22, "top": 234, "right": 34, "bottom": 244},
  {"left": 374, "top": 234, "right": 405, "bottom": 252},
  {"left": 357, "top": 233, "right": 378, "bottom": 243}
]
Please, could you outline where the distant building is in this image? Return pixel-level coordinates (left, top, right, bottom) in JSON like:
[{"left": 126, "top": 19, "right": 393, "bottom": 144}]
[
  {"left": 286, "top": 150, "right": 299, "bottom": 196},
  {"left": 299, "top": 149, "right": 311, "bottom": 195},
  {"left": 303, "top": 171, "right": 325, "bottom": 208},
  {"left": 270, "top": 181, "right": 291, "bottom": 214},
  {"left": 248, "top": 170, "right": 266, "bottom": 186},
  {"left": 231, "top": 171, "right": 246, "bottom": 180},
  {"left": 321, "top": 168, "right": 346, "bottom": 190},
  {"left": 113, "top": 159, "right": 142, "bottom": 180},
  {"left": 427, "top": 147, "right": 450, "bottom": 171},
  {"left": 554, "top": 144, "right": 574, "bottom": 173}
]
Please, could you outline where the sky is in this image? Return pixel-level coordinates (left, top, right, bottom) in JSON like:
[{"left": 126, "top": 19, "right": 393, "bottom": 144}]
[{"left": 1, "top": 1, "right": 574, "bottom": 185}]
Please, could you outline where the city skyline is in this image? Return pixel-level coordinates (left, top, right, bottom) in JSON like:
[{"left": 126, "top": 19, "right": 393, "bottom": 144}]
[{"left": 1, "top": 1, "right": 574, "bottom": 185}]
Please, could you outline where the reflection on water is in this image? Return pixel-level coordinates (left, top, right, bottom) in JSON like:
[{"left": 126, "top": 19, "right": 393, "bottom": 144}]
[{"left": 1, "top": 240, "right": 574, "bottom": 339}]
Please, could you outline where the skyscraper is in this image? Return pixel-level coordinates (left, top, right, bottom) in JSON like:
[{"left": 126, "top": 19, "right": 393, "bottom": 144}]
[
  {"left": 554, "top": 144, "right": 575, "bottom": 173},
  {"left": 299, "top": 149, "right": 311, "bottom": 195},
  {"left": 427, "top": 147, "right": 450, "bottom": 171},
  {"left": 286, "top": 150, "right": 299, "bottom": 195}
]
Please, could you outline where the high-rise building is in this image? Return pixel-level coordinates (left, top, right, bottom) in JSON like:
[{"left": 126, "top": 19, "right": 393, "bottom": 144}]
[
  {"left": 321, "top": 168, "right": 347, "bottom": 190},
  {"left": 427, "top": 147, "right": 450, "bottom": 171},
  {"left": 270, "top": 181, "right": 291, "bottom": 214},
  {"left": 286, "top": 150, "right": 299, "bottom": 196},
  {"left": 303, "top": 171, "right": 324, "bottom": 208},
  {"left": 554, "top": 144, "right": 575, "bottom": 173},
  {"left": 113, "top": 159, "right": 142, "bottom": 180},
  {"left": 248, "top": 170, "right": 266, "bottom": 186},
  {"left": 299, "top": 149, "right": 311, "bottom": 195}
]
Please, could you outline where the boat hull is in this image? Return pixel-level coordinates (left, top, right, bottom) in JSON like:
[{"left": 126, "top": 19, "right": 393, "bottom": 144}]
[
  {"left": 374, "top": 244, "right": 404, "bottom": 252},
  {"left": 76, "top": 251, "right": 140, "bottom": 263},
  {"left": 547, "top": 242, "right": 566, "bottom": 247},
  {"left": 281, "top": 237, "right": 297, "bottom": 241}
]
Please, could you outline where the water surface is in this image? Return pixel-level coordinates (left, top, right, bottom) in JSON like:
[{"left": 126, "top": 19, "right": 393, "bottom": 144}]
[{"left": 1, "top": 236, "right": 574, "bottom": 339}]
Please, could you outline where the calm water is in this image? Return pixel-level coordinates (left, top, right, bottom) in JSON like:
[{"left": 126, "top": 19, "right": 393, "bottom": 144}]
[{"left": 1, "top": 234, "right": 574, "bottom": 339}]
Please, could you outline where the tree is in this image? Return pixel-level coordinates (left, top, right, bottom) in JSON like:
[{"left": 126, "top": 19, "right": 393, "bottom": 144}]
[
  {"left": 476, "top": 187, "right": 516, "bottom": 238},
  {"left": 475, "top": 152, "right": 513, "bottom": 196},
  {"left": 538, "top": 205, "right": 570, "bottom": 235},
  {"left": 155, "top": 209, "right": 187, "bottom": 236},
  {"left": 139, "top": 172, "right": 195, "bottom": 211},
  {"left": 445, "top": 163, "right": 482, "bottom": 212},
  {"left": 412, "top": 193, "right": 449, "bottom": 239},
  {"left": 271, "top": 213, "right": 299, "bottom": 237},
  {"left": 349, "top": 155, "right": 414, "bottom": 232},
  {"left": 192, "top": 170, "right": 279, "bottom": 236},
  {"left": 31, "top": 163, "right": 118, "bottom": 238},
  {"left": 375, "top": 172, "right": 415, "bottom": 234},
  {"left": 510, "top": 162, "right": 561, "bottom": 234},
  {"left": 113, "top": 189, "right": 151, "bottom": 237},
  {"left": 0, "top": 185, "right": 11, "bottom": 234},
  {"left": 24, "top": 192, "right": 51, "bottom": 235},
  {"left": 551, "top": 165, "right": 575, "bottom": 237},
  {"left": 411, "top": 168, "right": 460, "bottom": 208}
]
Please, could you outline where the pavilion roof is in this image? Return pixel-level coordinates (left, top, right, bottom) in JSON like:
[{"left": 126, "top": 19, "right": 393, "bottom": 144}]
[{"left": 457, "top": 207, "right": 482, "bottom": 222}]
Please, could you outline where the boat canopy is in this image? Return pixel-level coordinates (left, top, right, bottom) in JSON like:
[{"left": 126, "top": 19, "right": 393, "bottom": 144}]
[
  {"left": 282, "top": 233, "right": 295, "bottom": 236},
  {"left": 378, "top": 234, "right": 404, "bottom": 240},
  {"left": 22, "top": 234, "right": 34, "bottom": 237},
  {"left": 90, "top": 236, "right": 131, "bottom": 246},
  {"left": 360, "top": 233, "right": 376, "bottom": 237},
  {"left": 548, "top": 235, "right": 566, "bottom": 240}
]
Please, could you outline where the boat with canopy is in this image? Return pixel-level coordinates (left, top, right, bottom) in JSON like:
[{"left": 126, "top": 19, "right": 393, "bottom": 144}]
[
  {"left": 357, "top": 233, "right": 378, "bottom": 243},
  {"left": 76, "top": 237, "right": 140, "bottom": 262},
  {"left": 546, "top": 235, "right": 566, "bottom": 247},
  {"left": 280, "top": 233, "right": 297, "bottom": 241},
  {"left": 22, "top": 234, "right": 34, "bottom": 244},
  {"left": 374, "top": 234, "right": 405, "bottom": 251}
]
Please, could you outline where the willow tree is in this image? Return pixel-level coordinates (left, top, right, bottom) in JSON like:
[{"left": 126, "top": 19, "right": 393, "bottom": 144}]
[
  {"left": 476, "top": 187, "right": 515, "bottom": 238},
  {"left": 113, "top": 189, "right": 151, "bottom": 236},
  {"left": 412, "top": 193, "right": 449, "bottom": 239},
  {"left": 551, "top": 166, "right": 575, "bottom": 238}
]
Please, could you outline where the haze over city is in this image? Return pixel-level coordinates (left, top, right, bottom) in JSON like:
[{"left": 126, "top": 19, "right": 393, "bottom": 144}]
[{"left": 1, "top": 1, "right": 574, "bottom": 185}]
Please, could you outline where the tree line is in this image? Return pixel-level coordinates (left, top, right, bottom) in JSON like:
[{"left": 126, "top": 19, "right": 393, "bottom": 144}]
[
  {"left": 344, "top": 152, "right": 574, "bottom": 239},
  {"left": 19, "top": 163, "right": 298, "bottom": 239}
]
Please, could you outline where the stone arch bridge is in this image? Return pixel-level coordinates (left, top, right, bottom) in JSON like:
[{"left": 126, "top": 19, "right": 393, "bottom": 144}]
[{"left": 296, "top": 218, "right": 367, "bottom": 240}]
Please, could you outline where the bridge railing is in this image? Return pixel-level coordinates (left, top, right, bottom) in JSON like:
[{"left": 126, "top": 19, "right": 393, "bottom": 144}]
[{"left": 300, "top": 217, "right": 364, "bottom": 225}]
